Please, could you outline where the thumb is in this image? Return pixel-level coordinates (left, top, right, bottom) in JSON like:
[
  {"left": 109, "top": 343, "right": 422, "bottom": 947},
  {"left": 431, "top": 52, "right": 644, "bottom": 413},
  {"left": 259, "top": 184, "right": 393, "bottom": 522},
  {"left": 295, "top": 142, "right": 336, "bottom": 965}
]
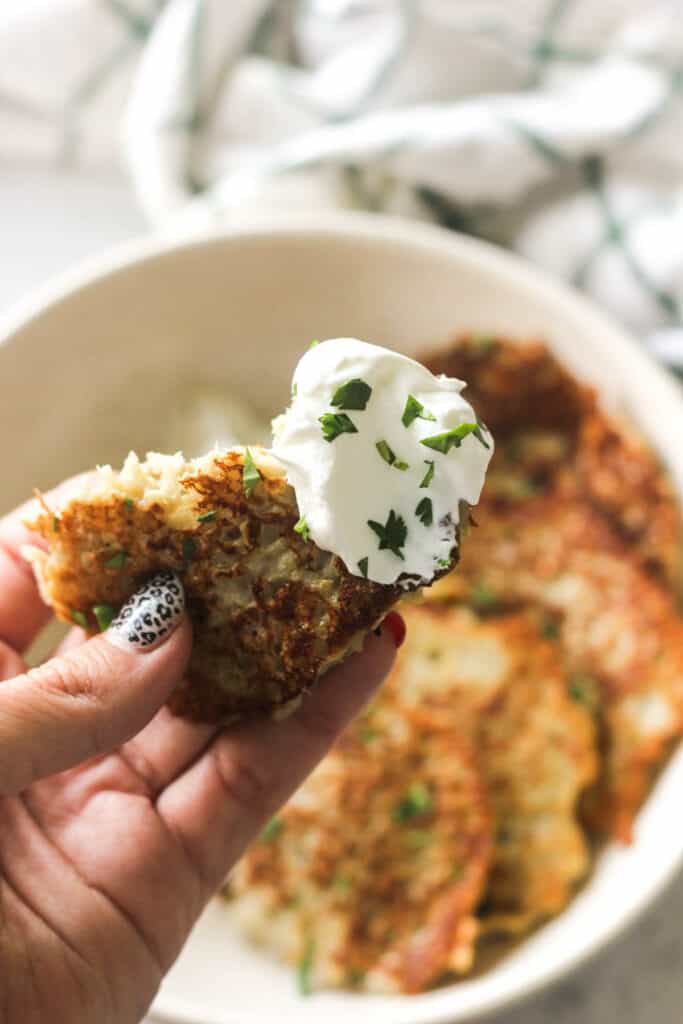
[{"left": 0, "top": 571, "right": 190, "bottom": 795}]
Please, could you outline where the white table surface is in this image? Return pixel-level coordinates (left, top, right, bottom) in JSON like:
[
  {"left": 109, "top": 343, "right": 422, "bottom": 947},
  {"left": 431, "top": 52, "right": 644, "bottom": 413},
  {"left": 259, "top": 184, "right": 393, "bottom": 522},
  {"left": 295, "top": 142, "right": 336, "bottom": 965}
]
[{"left": 2, "top": 163, "right": 682, "bottom": 1024}]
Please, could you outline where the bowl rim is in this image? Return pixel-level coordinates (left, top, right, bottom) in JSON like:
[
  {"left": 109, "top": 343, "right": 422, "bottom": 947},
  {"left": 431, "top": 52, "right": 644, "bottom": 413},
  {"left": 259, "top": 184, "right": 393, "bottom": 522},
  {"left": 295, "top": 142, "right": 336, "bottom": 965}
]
[{"left": 2, "top": 209, "right": 682, "bottom": 1024}]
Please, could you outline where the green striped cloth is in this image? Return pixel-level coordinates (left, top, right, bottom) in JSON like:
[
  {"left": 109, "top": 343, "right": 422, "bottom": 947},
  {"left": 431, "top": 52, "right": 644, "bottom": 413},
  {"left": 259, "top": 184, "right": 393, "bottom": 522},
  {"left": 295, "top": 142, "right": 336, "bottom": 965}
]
[{"left": 2, "top": 0, "right": 683, "bottom": 369}]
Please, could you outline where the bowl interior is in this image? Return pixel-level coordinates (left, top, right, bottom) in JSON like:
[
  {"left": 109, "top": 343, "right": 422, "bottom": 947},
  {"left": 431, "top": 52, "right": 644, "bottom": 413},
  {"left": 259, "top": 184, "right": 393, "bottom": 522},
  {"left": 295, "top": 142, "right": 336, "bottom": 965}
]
[{"left": 2, "top": 214, "right": 683, "bottom": 1024}]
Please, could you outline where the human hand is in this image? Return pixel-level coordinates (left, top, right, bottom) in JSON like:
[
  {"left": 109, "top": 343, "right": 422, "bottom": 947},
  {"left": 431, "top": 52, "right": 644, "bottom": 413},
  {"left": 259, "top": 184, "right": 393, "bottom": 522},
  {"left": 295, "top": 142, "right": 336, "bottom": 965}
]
[{"left": 0, "top": 492, "right": 401, "bottom": 1024}]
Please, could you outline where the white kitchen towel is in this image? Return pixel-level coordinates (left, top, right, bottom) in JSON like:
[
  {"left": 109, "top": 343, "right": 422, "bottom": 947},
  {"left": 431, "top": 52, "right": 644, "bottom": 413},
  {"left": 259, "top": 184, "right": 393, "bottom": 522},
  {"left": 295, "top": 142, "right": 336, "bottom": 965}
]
[{"left": 2, "top": 0, "right": 683, "bottom": 369}]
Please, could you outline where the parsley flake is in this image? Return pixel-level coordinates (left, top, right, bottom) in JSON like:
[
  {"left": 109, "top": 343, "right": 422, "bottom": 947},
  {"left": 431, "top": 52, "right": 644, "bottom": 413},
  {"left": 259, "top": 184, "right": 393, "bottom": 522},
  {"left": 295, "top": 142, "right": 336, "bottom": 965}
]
[
  {"left": 71, "top": 609, "right": 88, "bottom": 628},
  {"left": 357, "top": 556, "right": 369, "bottom": 578},
  {"left": 421, "top": 421, "right": 490, "bottom": 453},
  {"left": 243, "top": 447, "right": 261, "bottom": 497},
  {"left": 294, "top": 516, "right": 310, "bottom": 542},
  {"left": 259, "top": 817, "right": 283, "bottom": 842},
  {"left": 402, "top": 394, "right": 436, "bottom": 428},
  {"left": 105, "top": 550, "right": 127, "bottom": 570},
  {"left": 52, "top": 516, "right": 60, "bottom": 533},
  {"left": 93, "top": 603, "right": 115, "bottom": 632},
  {"left": 420, "top": 460, "right": 435, "bottom": 488},
  {"left": 393, "top": 782, "right": 433, "bottom": 822},
  {"left": 375, "top": 439, "right": 409, "bottom": 471},
  {"left": 197, "top": 510, "right": 216, "bottom": 523},
  {"left": 569, "top": 674, "right": 600, "bottom": 711},
  {"left": 125, "top": 497, "right": 135, "bottom": 510},
  {"left": 297, "top": 937, "right": 315, "bottom": 996},
  {"left": 331, "top": 377, "right": 372, "bottom": 411},
  {"left": 319, "top": 412, "right": 358, "bottom": 443},
  {"left": 415, "top": 496, "right": 433, "bottom": 527},
  {"left": 367, "top": 510, "right": 407, "bottom": 560},
  {"left": 309, "top": 339, "right": 320, "bottom": 350}
]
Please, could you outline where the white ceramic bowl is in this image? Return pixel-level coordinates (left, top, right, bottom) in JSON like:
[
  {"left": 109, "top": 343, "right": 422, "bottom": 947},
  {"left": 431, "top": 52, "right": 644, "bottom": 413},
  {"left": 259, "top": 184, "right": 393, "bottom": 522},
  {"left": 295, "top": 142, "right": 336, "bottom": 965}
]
[{"left": 2, "top": 213, "right": 682, "bottom": 1024}]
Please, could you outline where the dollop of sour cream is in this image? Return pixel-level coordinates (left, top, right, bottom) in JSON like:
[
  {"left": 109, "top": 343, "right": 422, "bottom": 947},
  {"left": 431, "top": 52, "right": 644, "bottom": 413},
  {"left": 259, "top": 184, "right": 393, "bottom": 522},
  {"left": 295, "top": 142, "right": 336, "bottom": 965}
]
[{"left": 270, "top": 338, "right": 493, "bottom": 588}]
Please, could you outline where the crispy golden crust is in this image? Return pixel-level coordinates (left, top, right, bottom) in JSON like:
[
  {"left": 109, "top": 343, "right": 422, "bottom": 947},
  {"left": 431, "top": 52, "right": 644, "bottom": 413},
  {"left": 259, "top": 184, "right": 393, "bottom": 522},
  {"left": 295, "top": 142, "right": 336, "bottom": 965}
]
[
  {"left": 229, "top": 703, "right": 492, "bottom": 994},
  {"left": 386, "top": 604, "right": 597, "bottom": 932},
  {"left": 29, "top": 450, "right": 413, "bottom": 722}
]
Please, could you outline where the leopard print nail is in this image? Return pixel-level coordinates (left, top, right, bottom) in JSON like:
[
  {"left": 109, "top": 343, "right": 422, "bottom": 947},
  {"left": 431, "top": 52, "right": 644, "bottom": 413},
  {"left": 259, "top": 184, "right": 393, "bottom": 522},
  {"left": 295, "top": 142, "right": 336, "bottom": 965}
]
[{"left": 109, "top": 571, "right": 185, "bottom": 651}]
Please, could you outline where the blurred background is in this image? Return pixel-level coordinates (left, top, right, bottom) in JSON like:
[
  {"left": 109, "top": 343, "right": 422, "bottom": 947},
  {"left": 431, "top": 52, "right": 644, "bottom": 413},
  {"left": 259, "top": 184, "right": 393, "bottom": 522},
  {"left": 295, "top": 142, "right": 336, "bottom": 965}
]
[{"left": 2, "top": 2, "right": 683, "bottom": 1022}]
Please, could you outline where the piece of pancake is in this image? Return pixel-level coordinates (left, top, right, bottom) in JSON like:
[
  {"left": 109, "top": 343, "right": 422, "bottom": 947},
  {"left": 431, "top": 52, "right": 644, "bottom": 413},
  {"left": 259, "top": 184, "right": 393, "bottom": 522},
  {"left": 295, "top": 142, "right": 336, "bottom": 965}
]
[
  {"left": 228, "top": 699, "right": 492, "bottom": 993},
  {"left": 384, "top": 604, "right": 597, "bottom": 933},
  {"left": 27, "top": 447, "right": 456, "bottom": 722}
]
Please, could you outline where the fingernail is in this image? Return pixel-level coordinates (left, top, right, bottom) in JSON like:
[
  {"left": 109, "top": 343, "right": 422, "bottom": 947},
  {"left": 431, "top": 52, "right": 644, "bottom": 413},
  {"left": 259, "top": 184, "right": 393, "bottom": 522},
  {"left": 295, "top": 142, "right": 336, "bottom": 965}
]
[
  {"left": 382, "top": 610, "right": 406, "bottom": 649},
  {"left": 108, "top": 571, "right": 185, "bottom": 653}
]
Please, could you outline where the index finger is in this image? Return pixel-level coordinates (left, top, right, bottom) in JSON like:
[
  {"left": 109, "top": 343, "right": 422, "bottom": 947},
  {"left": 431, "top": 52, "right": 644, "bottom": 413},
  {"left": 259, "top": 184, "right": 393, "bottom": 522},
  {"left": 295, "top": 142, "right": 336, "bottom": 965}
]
[
  {"left": 0, "top": 497, "right": 53, "bottom": 651},
  {"left": 0, "top": 474, "right": 90, "bottom": 652}
]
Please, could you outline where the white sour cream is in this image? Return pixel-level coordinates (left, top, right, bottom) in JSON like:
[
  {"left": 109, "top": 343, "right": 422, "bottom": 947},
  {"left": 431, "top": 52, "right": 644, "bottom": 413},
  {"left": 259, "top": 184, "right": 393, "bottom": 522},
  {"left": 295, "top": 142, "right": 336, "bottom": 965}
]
[{"left": 270, "top": 338, "right": 493, "bottom": 587}]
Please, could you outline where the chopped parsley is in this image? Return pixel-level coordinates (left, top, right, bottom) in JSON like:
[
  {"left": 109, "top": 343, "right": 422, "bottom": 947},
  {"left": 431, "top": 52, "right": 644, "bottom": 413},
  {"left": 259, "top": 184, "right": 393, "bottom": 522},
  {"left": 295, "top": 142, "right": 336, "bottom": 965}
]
[
  {"left": 93, "top": 603, "right": 115, "bottom": 632},
  {"left": 242, "top": 447, "right": 261, "bottom": 497},
  {"left": 393, "top": 782, "right": 433, "bottom": 822},
  {"left": 421, "top": 421, "right": 490, "bottom": 454},
  {"left": 415, "top": 496, "right": 433, "bottom": 527},
  {"left": 52, "top": 516, "right": 60, "bottom": 533},
  {"left": 309, "top": 339, "right": 320, "bottom": 350},
  {"left": 297, "top": 937, "right": 315, "bottom": 996},
  {"left": 125, "top": 497, "right": 135, "bottom": 510},
  {"left": 294, "top": 516, "right": 310, "bottom": 542},
  {"left": 368, "top": 509, "right": 407, "bottom": 560},
  {"left": 469, "top": 332, "right": 495, "bottom": 353},
  {"left": 436, "top": 557, "right": 451, "bottom": 570},
  {"left": 182, "top": 536, "right": 197, "bottom": 561},
  {"left": 105, "top": 550, "right": 127, "bottom": 570},
  {"left": 469, "top": 581, "right": 500, "bottom": 615},
  {"left": 569, "top": 674, "right": 600, "bottom": 711},
  {"left": 197, "top": 510, "right": 216, "bottom": 523},
  {"left": 402, "top": 394, "right": 436, "bottom": 428},
  {"left": 331, "top": 377, "right": 372, "bottom": 411},
  {"left": 357, "top": 556, "right": 369, "bottom": 578},
  {"left": 541, "top": 618, "right": 560, "bottom": 641},
  {"left": 419, "top": 460, "right": 435, "bottom": 488},
  {"left": 375, "top": 439, "right": 409, "bottom": 471},
  {"left": 71, "top": 609, "right": 88, "bottom": 628},
  {"left": 332, "top": 874, "right": 353, "bottom": 894},
  {"left": 319, "top": 412, "right": 358, "bottom": 442},
  {"left": 259, "top": 817, "right": 283, "bottom": 842}
]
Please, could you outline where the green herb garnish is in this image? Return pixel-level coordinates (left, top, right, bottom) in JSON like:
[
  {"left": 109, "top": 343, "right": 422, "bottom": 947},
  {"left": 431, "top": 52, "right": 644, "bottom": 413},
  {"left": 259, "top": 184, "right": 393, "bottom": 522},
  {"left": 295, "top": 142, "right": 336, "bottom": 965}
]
[
  {"left": 415, "top": 496, "right": 433, "bottom": 527},
  {"left": 52, "top": 516, "right": 60, "bottom": 533},
  {"left": 368, "top": 509, "right": 408, "bottom": 560},
  {"left": 357, "top": 556, "right": 369, "bottom": 578},
  {"left": 393, "top": 782, "right": 433, "bottom": 822},
  {"left": 243, "top": 447, "right": 261, "bottom": 497},
  {"left": 402, "top": 394, "right": 436, "bottom": 428},
  {"left": 93, "top": 603, "right": 115, "bottom": 632},
  {"left": 125, "top": 497, "right": 135, "bottom": 510},
  {"left": 401, "top": 828, "right": 433, "bottom": 850},
  {"left": 421, "top": 421, "right": 490, "bottom": 454},
  {"left": 71, "top": 610, "right": 88, "bottom": 628},
  {"left": 541, "top": 618, "right": 560, "bottom": 641},
  {"left": 375, "top": 439, "right": 409, "bottom": 471},
  {"left": 332, "top": 875, "right": 353, "bottom": 894},
  {"left": 309, "top": 339, "right": 320, "bottom": 350},
  {"left": 469, "top": 581, "right": 500, "bottom": 614},
  {"left": 182, "top": 536, "right": 197, "bottom": 561},
  {"left": 436, "top": 557, "right": 451, "bottom": 570},
  {"left": 197, "top": 510, "right": 216, "bottom": 523},
  {"left": 569, "top": 674, "right": 600, "bottom": 710},
  {"left": 469, "top": 332, "right": 495, "bottom": 353},
  {"left": 297, "top": 937, "right": 315, "bottom": 996},
  {"left": 259, "top": 817, "right": 283, "bottom": 842},
  {"left": 105, "top": 550, "right": 128, "bottom": 570},
  {"left": 294, "top": 516, "right": 310, "bottom": 542},
  {"left": 420, "top": 460, "right": 435, "bottom": 488},
  {"left": 331, "top": 378, "right": 372, "bottom": 411},
  {"left": 319, "top": 412, "right": 358, "bottom": 443}
]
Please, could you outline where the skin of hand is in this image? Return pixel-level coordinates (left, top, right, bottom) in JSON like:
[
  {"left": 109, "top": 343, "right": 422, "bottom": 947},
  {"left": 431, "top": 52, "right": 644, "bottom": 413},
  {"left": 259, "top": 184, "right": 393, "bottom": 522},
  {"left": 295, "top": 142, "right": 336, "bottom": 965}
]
[{"left": 0, "top": 492, "right": 403, "bottom": 1024}]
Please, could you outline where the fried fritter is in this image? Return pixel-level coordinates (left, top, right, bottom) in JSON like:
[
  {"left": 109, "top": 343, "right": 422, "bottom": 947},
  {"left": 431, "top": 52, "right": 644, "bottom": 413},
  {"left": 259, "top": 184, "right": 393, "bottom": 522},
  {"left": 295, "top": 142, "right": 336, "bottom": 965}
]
[
  {"left": 385, "top": 604, "right": 597, "bottom": 932},
  {"left": 27, "top": 447, "right": 435, "bottom": 722},
  {"left": 228, "top": 703, "right": 492, "bottom": 994}
]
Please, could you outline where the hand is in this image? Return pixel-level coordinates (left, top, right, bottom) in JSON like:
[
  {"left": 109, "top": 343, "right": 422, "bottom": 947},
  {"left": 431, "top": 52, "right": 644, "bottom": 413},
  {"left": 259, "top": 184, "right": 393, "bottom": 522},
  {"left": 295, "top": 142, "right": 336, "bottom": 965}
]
[{"left": 0, "top": 493, "right": 401, "bottom": 1024}]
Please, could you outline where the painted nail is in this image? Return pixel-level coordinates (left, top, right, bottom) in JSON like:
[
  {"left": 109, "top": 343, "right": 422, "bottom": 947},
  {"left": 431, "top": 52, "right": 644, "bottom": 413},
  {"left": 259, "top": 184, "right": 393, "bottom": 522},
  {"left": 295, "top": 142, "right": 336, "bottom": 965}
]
[
  {"left": 108, "top": 571, "right": 185, "bottom": 652},
  {"left": 382, "top": 610, "right": 406, "bottom": 649}
]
